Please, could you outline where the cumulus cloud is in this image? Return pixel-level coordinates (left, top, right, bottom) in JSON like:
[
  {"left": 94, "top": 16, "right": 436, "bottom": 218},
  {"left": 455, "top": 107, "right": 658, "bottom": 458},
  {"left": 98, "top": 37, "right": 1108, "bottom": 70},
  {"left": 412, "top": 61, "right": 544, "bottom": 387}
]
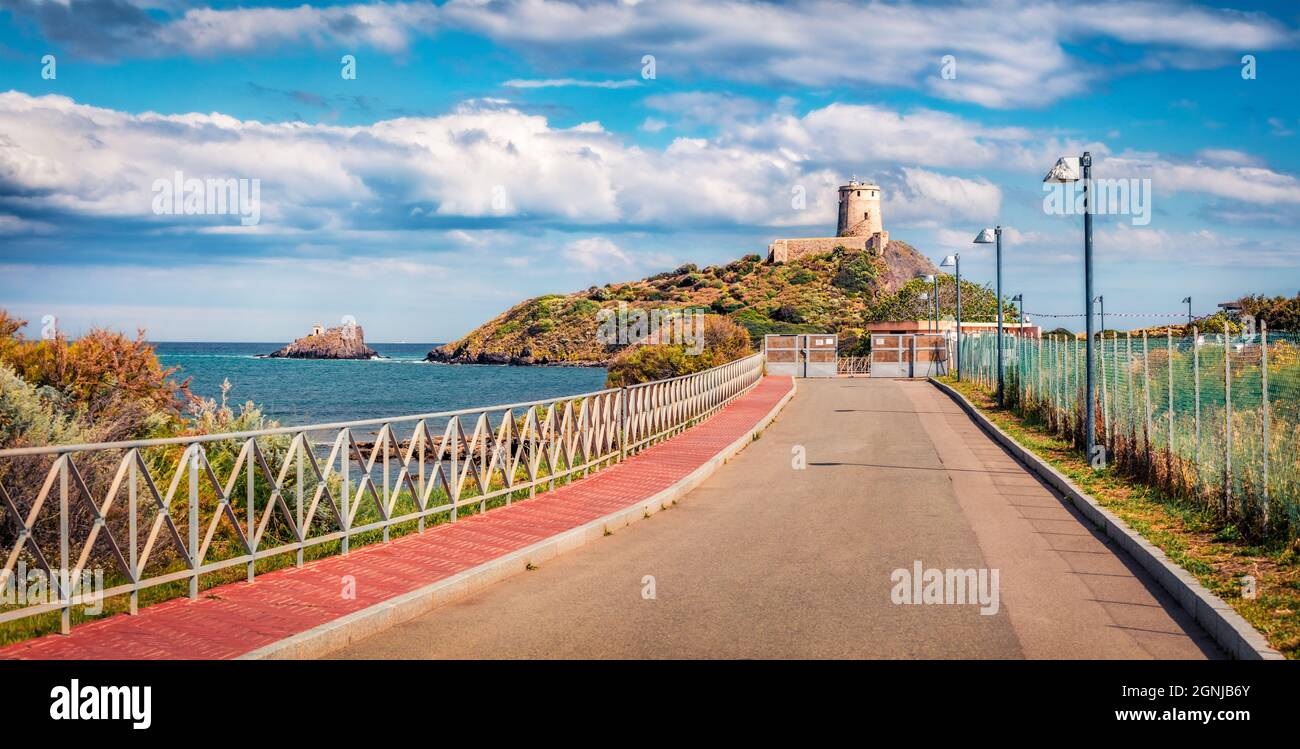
[
  {"left": 1101, "top": 153, "right": 1300, "bottom": 205},
  {"left": 1096, "top": 224, "right": 1300, "bottom": 267},
  {"left": 7, "top": 0, "right": 1293, "bottom": 107},
  {"left": 1, "top": 92, "right": 1296, "bottom": 249},
  {"left": 504, "top": 79, "right": 640, "bottom": 89},
  {"left": 0, "top": 92, "right": 1028, "bottom": 237}
]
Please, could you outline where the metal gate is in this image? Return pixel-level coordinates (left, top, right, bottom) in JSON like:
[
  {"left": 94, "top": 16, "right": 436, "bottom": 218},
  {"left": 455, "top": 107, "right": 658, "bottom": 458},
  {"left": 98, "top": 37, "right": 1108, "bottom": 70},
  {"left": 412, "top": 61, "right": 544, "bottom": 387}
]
[
  {"left": 764, "top": 334, "right": 838, "bottom": 378},
  {"left": 869, "top": 333, "right": 948, "bottom": 378}
]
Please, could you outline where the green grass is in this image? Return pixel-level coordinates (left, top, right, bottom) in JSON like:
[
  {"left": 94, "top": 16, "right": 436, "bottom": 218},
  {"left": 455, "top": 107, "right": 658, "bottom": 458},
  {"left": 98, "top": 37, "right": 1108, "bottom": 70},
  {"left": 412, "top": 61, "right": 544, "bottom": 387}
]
[{"left": 940, "top": 375, "right": 1300, "bottom": 658}]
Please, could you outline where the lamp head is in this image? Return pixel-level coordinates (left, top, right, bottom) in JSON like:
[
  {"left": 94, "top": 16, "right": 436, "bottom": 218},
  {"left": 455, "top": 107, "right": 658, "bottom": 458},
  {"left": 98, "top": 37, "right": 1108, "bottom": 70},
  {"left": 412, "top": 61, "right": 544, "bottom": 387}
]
[
  {"left": 923, "top": 274, "right": 935, "bottom": 283},
  {"left": 973, "top": 228, "right": 996, "bottom": 244},
  {"left": 1182, "top": 296, "right": 1192, "bottom": 304},
  {"left": 1043, "top": 156, "right": 1081, "bottom": 183},
  {"left": 940, "top": 254, "right": 957, "bottom": 267},
  {"left": 918, "top": 292, "right": 929, "bottom": 302}
]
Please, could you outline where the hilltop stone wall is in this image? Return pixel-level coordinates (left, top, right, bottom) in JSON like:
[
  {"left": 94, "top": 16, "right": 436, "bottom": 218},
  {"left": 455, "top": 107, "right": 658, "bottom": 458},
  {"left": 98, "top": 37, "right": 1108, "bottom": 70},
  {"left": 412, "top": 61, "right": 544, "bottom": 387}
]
[{"left": 768, "top": 231, "right": 888, "bottom": 264}]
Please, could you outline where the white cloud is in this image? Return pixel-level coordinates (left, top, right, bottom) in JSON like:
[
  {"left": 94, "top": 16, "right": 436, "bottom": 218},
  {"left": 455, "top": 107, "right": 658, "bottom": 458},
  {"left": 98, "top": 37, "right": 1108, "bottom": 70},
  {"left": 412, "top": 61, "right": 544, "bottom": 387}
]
[
  {"left": 13, "top": 1, "right": 1293, "bottom": 108},
  {"left": 2, "top": 91, "right": 1295, "bottom": 249},
  {"left": 561, "top": 237, "right": 632, "bottom": 269},
  {"left": 504, "top": 79, "right": 640, "bottom": 89},
  {"left": 889, "top": 167, "right": 1002, "bottom": 225},
  {"left": 1102, "top": 153, "right": 1300, "bottom": 205},
  {"left": 1097, "top": 224, "right": 1300, "bottom": 267}
]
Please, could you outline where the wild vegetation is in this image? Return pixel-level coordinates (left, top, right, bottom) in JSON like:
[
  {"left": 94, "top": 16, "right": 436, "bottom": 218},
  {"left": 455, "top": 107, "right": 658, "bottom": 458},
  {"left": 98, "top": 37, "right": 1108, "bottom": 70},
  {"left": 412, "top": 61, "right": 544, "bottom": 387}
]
[
  {"left": 605, "top": 314, "right": 754, "bottom": 386},
  {"left": 429, "top": 243, "right": 1007, "bottom": 366}
]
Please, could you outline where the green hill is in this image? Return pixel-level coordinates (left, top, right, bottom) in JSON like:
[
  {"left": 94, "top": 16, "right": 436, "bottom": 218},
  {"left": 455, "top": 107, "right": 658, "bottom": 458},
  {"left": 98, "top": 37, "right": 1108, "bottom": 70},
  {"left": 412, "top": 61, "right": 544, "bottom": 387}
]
[{"left": 426, "top": 240, "right": 1011, "bottom": 366}]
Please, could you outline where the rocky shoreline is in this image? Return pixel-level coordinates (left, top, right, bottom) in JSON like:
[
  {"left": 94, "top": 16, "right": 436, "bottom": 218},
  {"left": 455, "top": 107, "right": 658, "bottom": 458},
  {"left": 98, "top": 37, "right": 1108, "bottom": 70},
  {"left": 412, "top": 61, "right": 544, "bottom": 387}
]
[{"left": 424, "top": 345, "right": 605, "bottom": 367}]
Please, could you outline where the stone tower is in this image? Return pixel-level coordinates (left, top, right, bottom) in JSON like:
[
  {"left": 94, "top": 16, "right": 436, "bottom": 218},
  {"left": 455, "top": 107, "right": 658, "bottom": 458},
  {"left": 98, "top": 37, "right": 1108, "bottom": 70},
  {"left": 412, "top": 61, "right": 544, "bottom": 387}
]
[{"left": 837, "top": 179, "right": 883, "bottom": 238}]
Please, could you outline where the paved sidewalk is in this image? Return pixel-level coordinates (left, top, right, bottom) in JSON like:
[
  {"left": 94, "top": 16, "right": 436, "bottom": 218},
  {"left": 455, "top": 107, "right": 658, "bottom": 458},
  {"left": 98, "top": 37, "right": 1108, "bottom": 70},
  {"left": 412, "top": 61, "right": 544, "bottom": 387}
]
[
  {"left": 0, "top": 376, "right": 793, "bottom": 660},
  {"left": 330, "top": 378, "right": 1220, "bottom": 660}
]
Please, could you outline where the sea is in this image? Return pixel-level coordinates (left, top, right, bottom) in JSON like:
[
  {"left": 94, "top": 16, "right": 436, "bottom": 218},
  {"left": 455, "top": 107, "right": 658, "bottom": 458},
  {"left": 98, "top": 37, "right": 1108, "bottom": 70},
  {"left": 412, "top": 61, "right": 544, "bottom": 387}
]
[{"left": 154, "top": 342, "right": 608, "bottom": 427}]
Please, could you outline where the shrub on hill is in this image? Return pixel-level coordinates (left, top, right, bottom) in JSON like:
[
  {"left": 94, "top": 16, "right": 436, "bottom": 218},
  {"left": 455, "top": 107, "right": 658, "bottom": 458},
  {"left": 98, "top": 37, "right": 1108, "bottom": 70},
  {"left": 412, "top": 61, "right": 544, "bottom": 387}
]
[{"left": 605, "top": 315, "right": 754, "bottom": 387}]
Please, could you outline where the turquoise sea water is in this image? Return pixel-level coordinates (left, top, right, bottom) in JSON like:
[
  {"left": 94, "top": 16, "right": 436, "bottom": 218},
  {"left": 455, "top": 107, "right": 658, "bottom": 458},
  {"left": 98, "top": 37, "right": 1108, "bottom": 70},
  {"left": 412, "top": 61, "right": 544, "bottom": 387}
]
[{"left": 154, "top": 342, "right": 608, "bottom": 427}]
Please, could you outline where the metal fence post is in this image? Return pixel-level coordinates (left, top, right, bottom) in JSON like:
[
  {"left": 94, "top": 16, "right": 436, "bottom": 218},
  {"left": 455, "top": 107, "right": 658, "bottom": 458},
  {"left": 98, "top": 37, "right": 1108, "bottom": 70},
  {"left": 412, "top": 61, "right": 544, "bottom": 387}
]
[
  {"left": 1036, "top": 335, "right": 1043, "bottom": 410},
  {"left": 1142, "top": 331, "right": 1152, "bottom": 453},
  {"left": 1262, "top": 320, "right": 1270, "bottom": 525},
  {"left": 1167, "top": 327, "right": 1174, "bottom": 462},
  {"left": 1193, "top": 326, "right": 1201, "bottom": 474},
  {"left": 1112, "top": 332, "right": 1120, "bottom": 455},
  {"left": 1126, "top": 332, "right": 1134, "bottom": 446},
  {"left": 1101, "top": 328, "right": 1110, "bottom": 450},
  {"left": 1224, "top": 319, "right": 1232, "bottom": 517}
]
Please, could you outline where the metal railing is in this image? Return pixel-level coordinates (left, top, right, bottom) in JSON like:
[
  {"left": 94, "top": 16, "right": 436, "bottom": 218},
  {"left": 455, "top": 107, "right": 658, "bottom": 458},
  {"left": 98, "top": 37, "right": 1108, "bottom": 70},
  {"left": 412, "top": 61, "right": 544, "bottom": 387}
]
[
  {"left": 838, "top": 356, "right": 871, "bottom": 375},
  {"left": 0, "top": 352, "right": 765, "bottom": 631}
]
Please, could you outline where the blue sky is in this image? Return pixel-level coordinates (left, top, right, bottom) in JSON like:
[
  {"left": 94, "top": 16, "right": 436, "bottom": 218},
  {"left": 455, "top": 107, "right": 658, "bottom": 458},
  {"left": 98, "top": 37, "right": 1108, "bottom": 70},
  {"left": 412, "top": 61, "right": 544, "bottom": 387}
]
[{"left": 0, "top": 0, "right": 1298, "bottom": 341}]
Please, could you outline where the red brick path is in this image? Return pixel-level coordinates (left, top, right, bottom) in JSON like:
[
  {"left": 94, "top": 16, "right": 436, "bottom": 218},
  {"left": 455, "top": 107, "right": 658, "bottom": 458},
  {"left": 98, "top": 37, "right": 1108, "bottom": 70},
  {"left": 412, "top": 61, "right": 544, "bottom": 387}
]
[{"left": 0, "top": 377, "right": 792, "bottom": 660}]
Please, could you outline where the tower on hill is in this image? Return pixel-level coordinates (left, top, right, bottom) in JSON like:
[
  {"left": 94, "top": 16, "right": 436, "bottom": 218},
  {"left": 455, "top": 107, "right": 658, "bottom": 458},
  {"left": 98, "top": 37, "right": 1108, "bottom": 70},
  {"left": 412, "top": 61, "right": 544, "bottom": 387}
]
[
  {"left": 768, "top": 178, "right": 889, "bottom": 264},
  {"left": 837, "top": 178, "right": 883, "bottom": 238}
]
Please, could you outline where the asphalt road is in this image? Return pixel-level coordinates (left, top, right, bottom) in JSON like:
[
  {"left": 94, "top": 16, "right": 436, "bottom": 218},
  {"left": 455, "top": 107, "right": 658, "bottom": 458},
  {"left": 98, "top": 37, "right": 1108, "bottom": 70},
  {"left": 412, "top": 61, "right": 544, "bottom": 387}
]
[{"left": 327, "top": 378, "right": 1219, "bottom": 659}]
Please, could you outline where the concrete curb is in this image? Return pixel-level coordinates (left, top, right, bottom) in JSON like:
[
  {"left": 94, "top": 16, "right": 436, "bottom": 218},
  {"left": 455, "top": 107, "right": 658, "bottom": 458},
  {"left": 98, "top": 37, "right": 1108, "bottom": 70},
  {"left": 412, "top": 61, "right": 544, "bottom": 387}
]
[
  {"left": 929, "top": 377, "right": 1283, "bottom": 661},
  {"left": 239, "top": 379, "right": 798, "bottom": 660}
]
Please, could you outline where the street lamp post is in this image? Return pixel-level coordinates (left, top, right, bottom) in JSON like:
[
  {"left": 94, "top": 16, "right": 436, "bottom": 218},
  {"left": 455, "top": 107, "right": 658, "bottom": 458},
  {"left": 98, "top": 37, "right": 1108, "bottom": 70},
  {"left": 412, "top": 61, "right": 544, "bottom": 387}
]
[
  {"left": 1045, "top": 152, "right": 1097, "bottom": 466},
  {"left": 941, "top": 254, "right": 961, "bottom": 381},
  {"left": 1012, "top": 293, "right": 1024, "bottom": 335},
  {"left": 1182, "top": 296, "right": 1193, "bottom": 327},
  {"left": 1095, "top": 295, "right": 1105, "bottom": 335},
  {"left": 974, "top": 226, "right": 1003, "bottom": 405}
]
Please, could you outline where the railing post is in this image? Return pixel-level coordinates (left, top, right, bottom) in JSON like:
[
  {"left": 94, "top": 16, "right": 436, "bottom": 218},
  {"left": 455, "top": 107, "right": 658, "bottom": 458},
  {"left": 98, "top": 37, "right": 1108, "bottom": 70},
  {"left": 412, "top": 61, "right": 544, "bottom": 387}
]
[
  {"left": 247, "top": 439, "right": 255, "bottom": 583},
  {"left": 341, "top": 429, "right": 351, "bottom": 553},
  {"left": 128, "top": 451, "right": 139, "bottom": 615},
  {"left": 189, "top": 446, "right": 199, "bottom": 600},
  {"left": 417, "top": 423, "right": 426, "bottom": 532},
  {"left": 382, "top": 427, "right": 390, "bottom": 543},
  {"left": 296, "top": 437, "right": 305, "bottom": 567},
  {"left": 59, "top": 454, "right": 70, "bottom": 634},
  {"left": 619, "top": 386, "right": 629, "bottom": 462},
  {"left": 450, "top": 420, "right": 461, "bottom": 519}
]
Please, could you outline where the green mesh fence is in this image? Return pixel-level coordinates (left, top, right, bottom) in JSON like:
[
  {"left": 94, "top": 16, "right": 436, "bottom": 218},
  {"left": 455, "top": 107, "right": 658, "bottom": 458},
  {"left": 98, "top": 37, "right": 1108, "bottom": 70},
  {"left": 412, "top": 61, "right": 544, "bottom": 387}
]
[{"left": 954, "top": 327, "right": 1300, "bottom": 542}]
